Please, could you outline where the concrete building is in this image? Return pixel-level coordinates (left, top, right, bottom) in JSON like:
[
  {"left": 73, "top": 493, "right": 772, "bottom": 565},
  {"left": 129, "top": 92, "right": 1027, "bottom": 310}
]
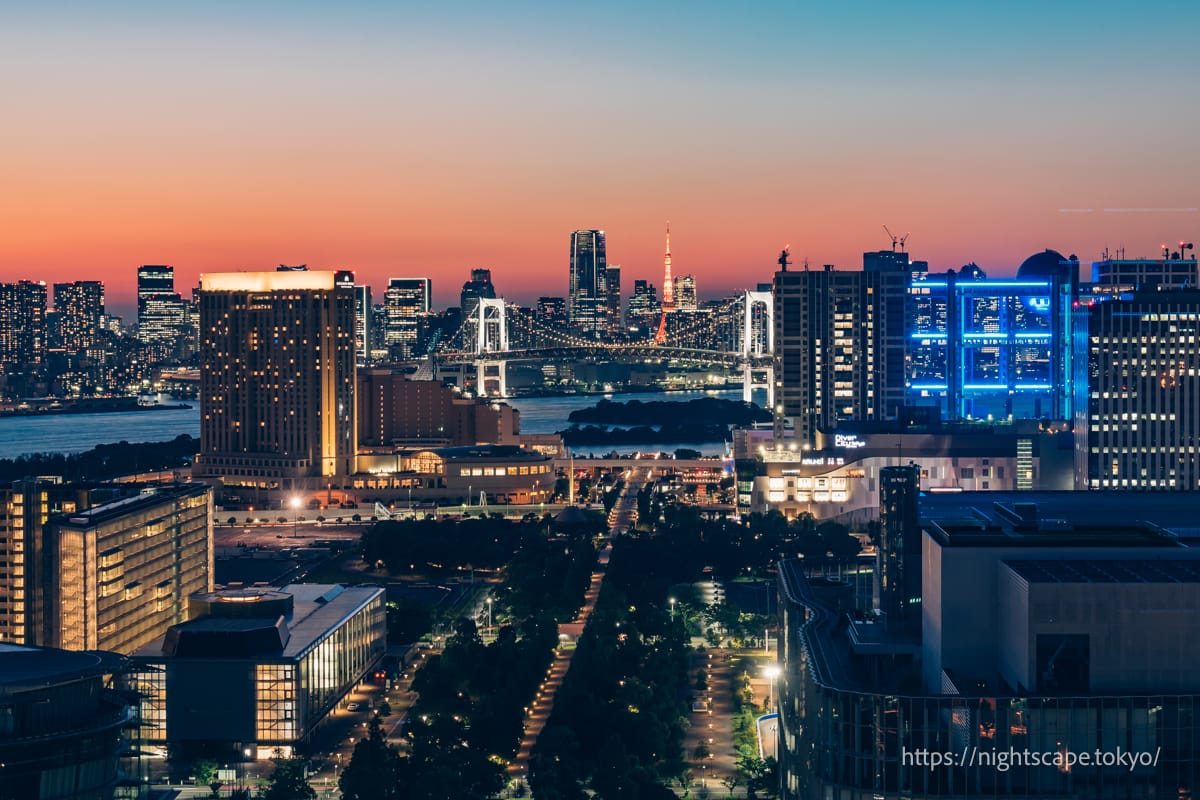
[
  {"left": 0, "top": 280, "right": 47, "bottom": 375},
  {"left": 772, "top": 263, "right": 907, "bottom": 445},
  {"left": 131, "top": 584, "right": 385, "bottom": 760},
  {"left": 194, "top": 270, "right": 357, "bottom": 485},
  {"left": 0, "top": 645, "right": 139, "bottom": 800},
  {"left": 357, "top": 372, "right": 520, "bottom": 448},
  {"left": 52, "top": 280, "right": 104, "bottom": 353},
  {"left": 1075, "top": 289, "right": 1200, "bottom": 490},
  {"left": 749, "top": 419, "right": 1074, "bottom": 522},
  {"left": 777, "top": 489, "right": 1200, "bottom": 800},
  {"left": 136, "top": 265, "right": 188, "bottom": 362},
  {"left": 356, "top": 444, "right": 554, "bottom": 505},
  {"left": 1090, "top": 252, "right": 1197, "bottom": 294}
]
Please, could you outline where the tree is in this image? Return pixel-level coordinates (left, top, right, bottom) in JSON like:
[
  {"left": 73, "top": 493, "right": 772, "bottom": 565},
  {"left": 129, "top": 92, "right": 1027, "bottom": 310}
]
[
  {"left": 339, "top": 716, "right": 401, "bottom": 800},
  {"left": 193, "top": 759, "right": 217, "bottom": 786},
  {"left": 259, "top": 756, "right": 315, "bottom": 800}
]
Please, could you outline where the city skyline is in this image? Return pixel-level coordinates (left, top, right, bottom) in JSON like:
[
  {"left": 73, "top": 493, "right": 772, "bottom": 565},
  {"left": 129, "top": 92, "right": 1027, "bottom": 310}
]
[{"left": 3, "top": 2, "right": 1199, "bottom": 315}]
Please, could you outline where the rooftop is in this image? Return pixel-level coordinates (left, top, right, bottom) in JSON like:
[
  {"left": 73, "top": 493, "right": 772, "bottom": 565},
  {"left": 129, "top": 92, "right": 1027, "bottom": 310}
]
[
  {"left": 199, "top": 270, "right": 351, "bottom": 293},
  {"left": 56, "top": 482, "right": 209, "bottom": 528},
  {"left": 1004, "top": 558, "right": 1200, "bottom": 585},
  {"left": 0, "top": 644, "right": 129, "bottom": 694}
]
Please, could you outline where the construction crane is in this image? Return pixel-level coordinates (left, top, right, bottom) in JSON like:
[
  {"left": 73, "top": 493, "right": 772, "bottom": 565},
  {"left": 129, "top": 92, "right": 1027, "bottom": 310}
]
[{"left": 883, "top": 225, "right": 910, "bottom": 252}]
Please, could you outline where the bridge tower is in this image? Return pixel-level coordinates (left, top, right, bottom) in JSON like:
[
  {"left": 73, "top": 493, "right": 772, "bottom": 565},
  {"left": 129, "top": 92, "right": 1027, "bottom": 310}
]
[
  {"left": 474, "top": 298, "right": 509, "bottom": 397},
  {"left": 741, "top": 290, "right": 774, "bottom": 406}
]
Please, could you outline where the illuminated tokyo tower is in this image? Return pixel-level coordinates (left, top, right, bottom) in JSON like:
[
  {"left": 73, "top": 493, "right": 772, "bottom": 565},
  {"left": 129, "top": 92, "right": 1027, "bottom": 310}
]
[{"left": 654, "top": 223, "right": 673, "bottom": 344}]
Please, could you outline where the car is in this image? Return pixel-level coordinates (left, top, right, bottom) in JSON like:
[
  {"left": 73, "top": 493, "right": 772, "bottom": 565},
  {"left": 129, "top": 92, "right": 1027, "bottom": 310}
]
[{"left": 346, "top": 702, "right": 362, "bottom": 711}]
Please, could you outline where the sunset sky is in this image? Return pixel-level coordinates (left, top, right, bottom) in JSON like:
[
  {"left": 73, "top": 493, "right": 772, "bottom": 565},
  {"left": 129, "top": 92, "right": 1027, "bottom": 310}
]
[{"left": 3, "top": 1, "right": 1198, "bottom": 316}]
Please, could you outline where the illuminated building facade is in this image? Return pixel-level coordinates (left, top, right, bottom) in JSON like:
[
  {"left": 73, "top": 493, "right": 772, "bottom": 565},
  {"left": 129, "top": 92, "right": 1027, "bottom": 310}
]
[
  {"left": 772, "top": 263, "right": 908, "bottom": 444},
  {"left": 131, "top": 584, "right": 386, "bottom": 760},
  {"left": 1075, "top": 289, "right": 1200, "bottom": 490},
  {"left": 569, "top": 229, "right": 608, "bottom": 337},
  {"left": 195, "top": 270, "right": 357, "bottom": 483},
  {"left": 605, "top": 264, "right": 622, "bottom": 334},
  {"left": 908, "top": 252, "right": 1076, "bottom": 421},
  {"left": 52, "top": 280, "right": 104, "bottom": 352},
  {"left": 353, "top": 283, "right": 372, "bottom": 364},
  {"left": 0, "top": 279, "right": 47, "bottom": 374},
  {"left": 137, "top": 265, "right": 189, "bottom": 362},
  {"left": 45, "top": 483, "right": 212, "bottom": 655},
  {"left": 384, "top": 277, "right": 431, "bottom": 359}
]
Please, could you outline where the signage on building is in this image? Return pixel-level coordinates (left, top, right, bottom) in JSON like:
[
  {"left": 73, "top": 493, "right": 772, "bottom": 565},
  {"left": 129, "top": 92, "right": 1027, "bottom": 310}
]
[{"left": 834, "top": 434, "right": 866, "bottom": 449}]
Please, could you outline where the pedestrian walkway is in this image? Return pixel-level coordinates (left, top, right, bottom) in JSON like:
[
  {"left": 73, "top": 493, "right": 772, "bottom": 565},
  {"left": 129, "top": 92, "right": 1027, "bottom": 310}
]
[{"left": 508, "top": 543, "right": 611, "bottom": 780}]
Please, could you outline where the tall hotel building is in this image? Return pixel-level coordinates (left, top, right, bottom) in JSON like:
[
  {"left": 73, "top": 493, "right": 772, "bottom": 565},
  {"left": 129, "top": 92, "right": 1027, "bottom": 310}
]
[
  {"left": 194, "top": 270, "right": 357, "bottom": 484},
  {"left": 1075, "top": 289, "right": 1200, "bottom": 490},
  {"left": 568, "top": 229, "right": 608, "bottom": 337},
  {"left": 773, "top": 259, "right": 908, "bottom": 444}
]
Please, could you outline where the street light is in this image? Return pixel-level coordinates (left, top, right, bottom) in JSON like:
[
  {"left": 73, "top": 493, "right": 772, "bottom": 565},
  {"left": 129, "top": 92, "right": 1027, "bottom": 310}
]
[
  {"left": 763, "top": 664, "right": 781, "bottom": 711},
  {"left": 669, "top": 597, "right": 676, "bottom": 621},
  {"left": 290, "top": 495, "right": 301, "bottom": 538},
  {"left": 486, "top": 596, "right": 493, "bottom": 632}
]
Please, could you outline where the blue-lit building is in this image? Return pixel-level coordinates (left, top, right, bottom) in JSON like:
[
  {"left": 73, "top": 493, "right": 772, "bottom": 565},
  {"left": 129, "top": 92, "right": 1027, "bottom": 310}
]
[{"left": 907, "top": 250, "right": 1078, "bottom": 420}]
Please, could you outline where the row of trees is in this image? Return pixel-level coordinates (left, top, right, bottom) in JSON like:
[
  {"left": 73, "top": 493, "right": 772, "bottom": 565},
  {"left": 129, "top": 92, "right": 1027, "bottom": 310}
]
[
  {"left": 630, "top": 502, "right": 862, "bottom": 579},
  {"left": 0, "top": 433, "right": 197, "bottom": 482},
  {"left": 338, "top": 514, "right": 602, "bottom": 799},
  {"left": 530, "top": 538, "right": 694, "bottom": 799}
]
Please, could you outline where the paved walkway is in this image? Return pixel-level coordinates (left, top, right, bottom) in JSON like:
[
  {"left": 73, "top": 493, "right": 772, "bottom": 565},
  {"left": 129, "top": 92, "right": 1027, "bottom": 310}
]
[
  {"left": 507, "top": 543, "right": 611, "bottom": 781},
  {"left": 682, "top": 648, "right": 739, "bottom": 793}
]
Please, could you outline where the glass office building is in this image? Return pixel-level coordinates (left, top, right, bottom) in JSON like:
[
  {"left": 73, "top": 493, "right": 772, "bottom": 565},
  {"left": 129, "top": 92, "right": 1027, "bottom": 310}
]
[{"left": 908, "top": 254, "right": 1076, "bottom": 420}]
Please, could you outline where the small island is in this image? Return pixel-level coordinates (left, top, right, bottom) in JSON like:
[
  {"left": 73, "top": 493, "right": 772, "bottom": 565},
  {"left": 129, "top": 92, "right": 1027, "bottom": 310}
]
[{"left": 566, "top": 397, "right": 770, "bottom": 426}]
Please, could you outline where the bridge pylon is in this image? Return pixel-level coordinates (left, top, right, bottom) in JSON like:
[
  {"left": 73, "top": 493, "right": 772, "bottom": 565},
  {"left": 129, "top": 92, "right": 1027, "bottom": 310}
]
[
  {"left": 474, "top": 298, "right": 509, "bottom": 397},
  {"left": 741, "top": 290, "right": 774, "bottom": 406}
]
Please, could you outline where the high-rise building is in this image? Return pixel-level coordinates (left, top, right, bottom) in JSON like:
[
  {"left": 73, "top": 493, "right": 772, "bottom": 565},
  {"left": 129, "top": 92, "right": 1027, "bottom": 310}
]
[
  {"left": 0, "top": 280, "right": 47, "bottom": 372},
  {"left": 384, "top": 278, "right": 431, "bottom": 359},
  {"left": 536, "top": 296, "right": 567, "bottom": 325},
  {"left": 194, "top": 270, "right": 357, "bottom": 483},
  {"left": 674, "top": 274, "right": 697, "bottom": 312},
  {"left": 568, "top": 230, "right": 608, "bottom": 337},
  {"left": 1090, "top": 251, "right": 1198, "bottom": 295},
  {"left": 52, "top": 280, "right": 104, "bottom": 352},
  {"left": 773, "top": 262, "right": 908, "bottom": 444},
  {"left": 137, "top": 265, "right": 188, "bottom": 360},
  {"left": 1075, "top": 289, "right": 1200, "bottom": 490},
  {"left": 357, "top": 372, "right": 520, "bottom": 447},
  {"left": 459, "top": 269, "right": 496, "bottom": 318},
  {"left": 605, "top": 264, "right": 622, "bottom": 333},
  {"left": 0, "top": 481, "right": 211, "bottom": 654},
  {"left": 354, "top": 284, "right": 372, "bottom": 364},
  {"left": 626, "top": 280, "right": 661, "bottom": 330}
]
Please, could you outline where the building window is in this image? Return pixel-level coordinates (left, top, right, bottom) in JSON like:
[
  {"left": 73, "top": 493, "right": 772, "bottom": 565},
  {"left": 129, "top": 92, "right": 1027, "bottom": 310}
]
[{"left": 961, "top": 467, "right": 975, "bottom": 479}]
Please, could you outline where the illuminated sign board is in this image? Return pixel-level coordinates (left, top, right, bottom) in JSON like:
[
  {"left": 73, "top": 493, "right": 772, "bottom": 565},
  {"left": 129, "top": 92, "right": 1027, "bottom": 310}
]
[{"left": 834, "top": 434, "right": 866, "bottom": 449}]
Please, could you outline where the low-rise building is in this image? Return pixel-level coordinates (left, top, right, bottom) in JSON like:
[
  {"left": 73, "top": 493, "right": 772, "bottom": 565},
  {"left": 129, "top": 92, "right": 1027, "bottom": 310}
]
[
  {"left": 131, "top": 583, "right": 385, "bottom": 761},
  {"left": 750, "top": 420, "right": 1074, "bottom": 522}
]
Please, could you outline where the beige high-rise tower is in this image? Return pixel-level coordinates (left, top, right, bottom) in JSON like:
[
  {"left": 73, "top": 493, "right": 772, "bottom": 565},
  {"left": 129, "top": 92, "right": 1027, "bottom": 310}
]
[{"left": 194, "top": 269, "right": 357, "bottom": 484}]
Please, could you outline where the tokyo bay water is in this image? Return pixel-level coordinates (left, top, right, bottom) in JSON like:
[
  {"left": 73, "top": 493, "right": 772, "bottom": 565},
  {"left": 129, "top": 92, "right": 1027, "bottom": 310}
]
[{"left": 0, "top": 388, "right": 749, "bottom": 460}]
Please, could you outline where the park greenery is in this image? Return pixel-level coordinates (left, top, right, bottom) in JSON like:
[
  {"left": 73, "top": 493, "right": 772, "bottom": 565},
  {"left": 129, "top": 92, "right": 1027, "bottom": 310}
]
[
  {"left": 340, "top": 513, "right": 601, "bottom": 799},
  {"left": 0, "top": 433, "right": 198, "bottom": 482}
]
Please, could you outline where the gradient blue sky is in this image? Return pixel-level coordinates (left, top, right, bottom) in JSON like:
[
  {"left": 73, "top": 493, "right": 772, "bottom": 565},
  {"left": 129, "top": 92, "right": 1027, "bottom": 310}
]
[{"left": 2, "top": 1, "right": 1198, "bottom": 315}]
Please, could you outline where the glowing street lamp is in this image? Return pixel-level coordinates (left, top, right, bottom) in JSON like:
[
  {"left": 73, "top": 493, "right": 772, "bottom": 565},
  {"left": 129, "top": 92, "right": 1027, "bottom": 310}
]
[
  {"left": 290, "top": 495, "right": 302, "bottom": 538},
  {"left": 763, "top": 664, "right": 781, "bottom": 711},
  {"left": 669, "top": 597, "right": 676, "bottom": 621}
]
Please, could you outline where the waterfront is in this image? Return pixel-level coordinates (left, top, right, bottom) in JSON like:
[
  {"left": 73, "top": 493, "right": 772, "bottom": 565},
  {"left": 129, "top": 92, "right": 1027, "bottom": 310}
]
[{"left": 0, "top": 388, "right": 758, "bottom": 460}]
